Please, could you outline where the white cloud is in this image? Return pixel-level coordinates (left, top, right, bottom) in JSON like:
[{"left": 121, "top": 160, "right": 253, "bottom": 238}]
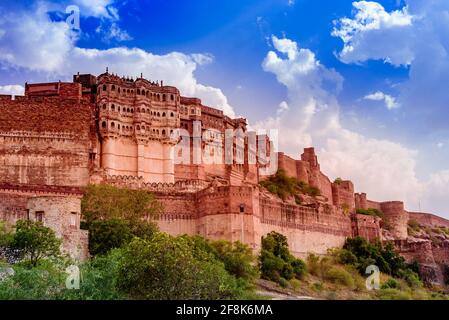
[
  {"left": 0, "top": 5, "right": 235, "bottom": 117},
  {"left": 0, "top": 85, "right": 25, "bottom": 96},
  {"left": 0, "top": 3, "right": 72, "bottom": 72},
  {"left": 255, "top": 35, "right": 446, "bottom": 214},
  {"left": 437, "top": 142, "right": 444, "bottom": 149},
  {"left": 364, "top": 91, "right": 400, "bottom": 110},
  {"left": 96, "top": 22, "right": 132, "bottom": 42},
  {"left": 277, "top": 101, "right": 289, "bottom": 116},
  {"left": 332, "top": 1, "right": 414, "bottom": 66},
  {"left": 73, "top": 0, "right": 118, "bottom": 20}
]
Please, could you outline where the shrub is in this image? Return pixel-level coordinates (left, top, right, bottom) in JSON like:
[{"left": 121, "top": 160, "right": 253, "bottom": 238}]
[
  {"left": 335, "top": 249, "right": 358, "bottom": 265},
  {"left": 408, "top": 219, "right": 420, "bottom": 232},
  {"left": 278, "top": 277, "right": 289, "bottom": 288},
  {"left": 259, "top": 232, "right": 307, "bottom": 281},
  {"left": 381, "top": 278, "right": 399, "bottom": 289},
  {"left": 324, "top": 266, "right": 355, "bottom": 287},
  {"left": 356, "top": 208, "right": 384, "bottom": 219},
  {"left": 0, "top": 261, "right": 65, "bottom": 299},
  {"left": 291, "top": 258, "right": 307, "bottom": 279},
  {"left": 81, "top": 184, "right": 162, "bottom": 225},
  {"left": 259, "top": 169, "right": 321, "bottom": 200},
  {"left": 376, "top": 288, "right": 412, "bottom": 300},
  {"left": 88, "top": 219, "right": 133, "bottom": 256},
  {"left": 306, "top": 254, "right": 321, "bottom": 276},
  {"left": 60, "top": 249, "right": 124, "bottom": 300},
  {"left": 117, "top": 235, "right": 241, "bottom": 299},
  {"left": 11, "top": 220, "right": 61, "bottom": 267}
]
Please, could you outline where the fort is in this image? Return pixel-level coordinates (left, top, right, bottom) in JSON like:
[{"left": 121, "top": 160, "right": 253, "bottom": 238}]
[{"left": 0, "top": 72, "right": 448, "bottom": 283}]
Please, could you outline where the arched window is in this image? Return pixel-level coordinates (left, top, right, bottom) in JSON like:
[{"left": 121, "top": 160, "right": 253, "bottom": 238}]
[
  {"left": 157, "top": 94, "right": 160, "bottom": 100},
  {"left": 137, "top": 125, "right": 140, "bottom": 130},
  {"left": 103, "top": 104, "right": 106, "bottom": 110},
  {"left": 118, "top": 106, "right": 120, "bottom": 112},
  {"left": 102, "top": 84, "right": 107, "bottom": 91},
  {"left": 162, "top": 129, "right": 166, "bottom": 135},
  {"left": 162, "top": 112, "right": 166, "bottom": 117},
  {"left": 102, "top": 121, "right": 107, "bottom": 128},
  {"left": 162, "top": 94, "right": 166, "bottom": 102},
  {"left": 157, "top": 112, "right": 160, "bottom": 117},
  {"left": 111, "top": 122, "right": 115, "bottom": 128},
  {"left": 127, "top": 108, "right": 130, "bottom": 113},
  {"left": 137, "top": 89, "right": 141, "bottom": 95},
  {"left": 118, "top": 124, "right": 120, "bottom": 130},
  {"left": 137, "top": 108, "right": 140, "bottom": 113},
  {"left": 170, "top": 94, "right": 174, "bottom": 101},
  {"left": 111, "top": 85, "right": 115, "bottom": 91},
  {"left": 131, "top": 108, "right": 134, "bottom": 113},
  {"left": 170, "top": 112, "right": 174, "bottom": 117},
  {"left": 111, "top": 104, "right": 115, "bottom": 111}
]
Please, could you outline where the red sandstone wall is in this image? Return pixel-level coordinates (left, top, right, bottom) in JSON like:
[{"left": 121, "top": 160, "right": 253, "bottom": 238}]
[{"left": 408, "top": 212, "right": 449, "bottom": 229}]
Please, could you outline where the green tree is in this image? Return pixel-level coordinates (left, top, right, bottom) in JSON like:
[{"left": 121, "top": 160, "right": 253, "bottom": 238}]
[
  {"left": 117, "top": 235, "right": 240, "bottom": 299},
  {"left": 0, "top": 221, "right": 13, "bottom": 248},
  {"left": 12, "top": 220, "right": 61, "bottom": 267},
  {"left": 81, "top": 184, "right": 162, "bottom": 225},
  {"left": 88, "top": 219, "right": 158, "bottom": 256},
  {"left": 259, "top": 231, "right": 306, "bottom": 282}
]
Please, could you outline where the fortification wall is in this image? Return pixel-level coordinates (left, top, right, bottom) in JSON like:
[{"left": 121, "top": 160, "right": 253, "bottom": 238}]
[
  {"left": 0, "top": 96, "right": 93, "bottom": 187},
  {"left": 381, "top": 201, "right": 409, "bottom": 240},
  {"left": 332, "top": 181, "right": 355, "bottom": 211},
  {"left": 258, "top": 197, "right": 352, "bottom": 256},
  {"left": 353, "top": 214, "right": 382, "bottom": 241},
  {"left": 408, "top": 212, "right": 449, "bottom": 229}
]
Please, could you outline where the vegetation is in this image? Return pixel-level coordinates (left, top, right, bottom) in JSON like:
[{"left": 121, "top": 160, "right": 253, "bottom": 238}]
[
  {"left": 356, "top": 208, "right": 384, "bottom": 219},
  {"left": 259, "top": 231, "right": 306, "bottom": 285},
  {"left": 11, "top": 220, "right": 61, "bottom": 267},
  {"left": 81, "top": 184, "right": 162, "bottom": 225},
  {"left": 260, "top": 169, "right": 320, "bottom": 201},
  {"left": 81, "top": 184, "right": 160, "bottom": 256}
]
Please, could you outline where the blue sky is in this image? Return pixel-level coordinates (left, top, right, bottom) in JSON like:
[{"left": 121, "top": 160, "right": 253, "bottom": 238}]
[{"left": 0, "top": 0, "right": 448, "bottom": 217}]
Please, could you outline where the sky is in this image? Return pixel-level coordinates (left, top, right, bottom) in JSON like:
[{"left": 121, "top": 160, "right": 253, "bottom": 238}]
[{"left": 0, "top": 0, "right": 448, "bottom": 217}]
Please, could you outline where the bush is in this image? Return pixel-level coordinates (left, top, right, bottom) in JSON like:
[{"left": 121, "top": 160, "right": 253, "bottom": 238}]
[
  {"left": 306, "top": 254, "right": 320, "bottom": 276},
  {"left": 88, "top": 219, "right": 133, "bottom": 256},
  {"left": 60, "top": 249, "right": 124, "bottom": 300},
  {"left": 376, "top": 288, "right": 412, "bottom": 300},
  {"left": 278, "top": 277, "right": 289, "bottom": 288},
  {"left": 335, "top": 249, "right": 358, "bottom": 265},
  {"left": 81, "top": 184, "right": 162, "bottom": 225},
  {"left": 117, "top": 235, "right": 241, "bottom": 299},
  {"left": 11, "top": 220, "right": 62, "bottom": 267},
  {"left": 259, "top": 232, "right": 307, "bottom": 281},
  {"left": 408, "top": 219, "right": 420, "bottom": 232},
  {"left": 0, "top": 260, "right": 65, "bottom": 299},
  {"left": 356, "top": 208, "right": 384, "bottom": 219},
  {"left": 260, "top": 169, "right": 321, "bottom": 200},
  {"left": 324, "top": 266, "right": 355, "bottom": 287},
  {"left": 381, "top": 278, "right": 399, "bottom": 289}
]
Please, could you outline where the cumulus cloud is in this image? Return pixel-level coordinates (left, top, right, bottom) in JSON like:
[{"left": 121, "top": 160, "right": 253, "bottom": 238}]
[
  {"left": 255, "top": 35, "right": 434, "bottom": 212},
  {"left": 332, "top": 1, "right": 414, "bottom": 66},
  {"left": 72, "top": 0, "right": 119, "bottom": 20},
  {"left": 0, "top": 85, "right": 25, "bottom": 96},
  {"left": 364, "top": 91, "right": 400, "bottom": 110},
  {"left": 0, "top": 4, "right": 235, "bottom": 117},
  {"left": 333, "top": 0, "right": 449, "bottom": 131}
]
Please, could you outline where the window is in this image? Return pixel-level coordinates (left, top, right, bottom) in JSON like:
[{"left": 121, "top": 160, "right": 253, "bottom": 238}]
[
  {"left": 102, "top": 84, "right": 107, "bottom": 91},
  {"left": 111, "top": 85, "right": 116, "bottom": 91},
  {"left": 101, "top": 121, "right": 107, "bottom": 128},
  {"left": 70, "top": 212, "right": 77, "bottom": 227},
  {"left": 35, "top": 211, "right": 44, "bottom": 222},
  {"left": 170, "top": 112, "right": 174, "bottom": 117}
]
